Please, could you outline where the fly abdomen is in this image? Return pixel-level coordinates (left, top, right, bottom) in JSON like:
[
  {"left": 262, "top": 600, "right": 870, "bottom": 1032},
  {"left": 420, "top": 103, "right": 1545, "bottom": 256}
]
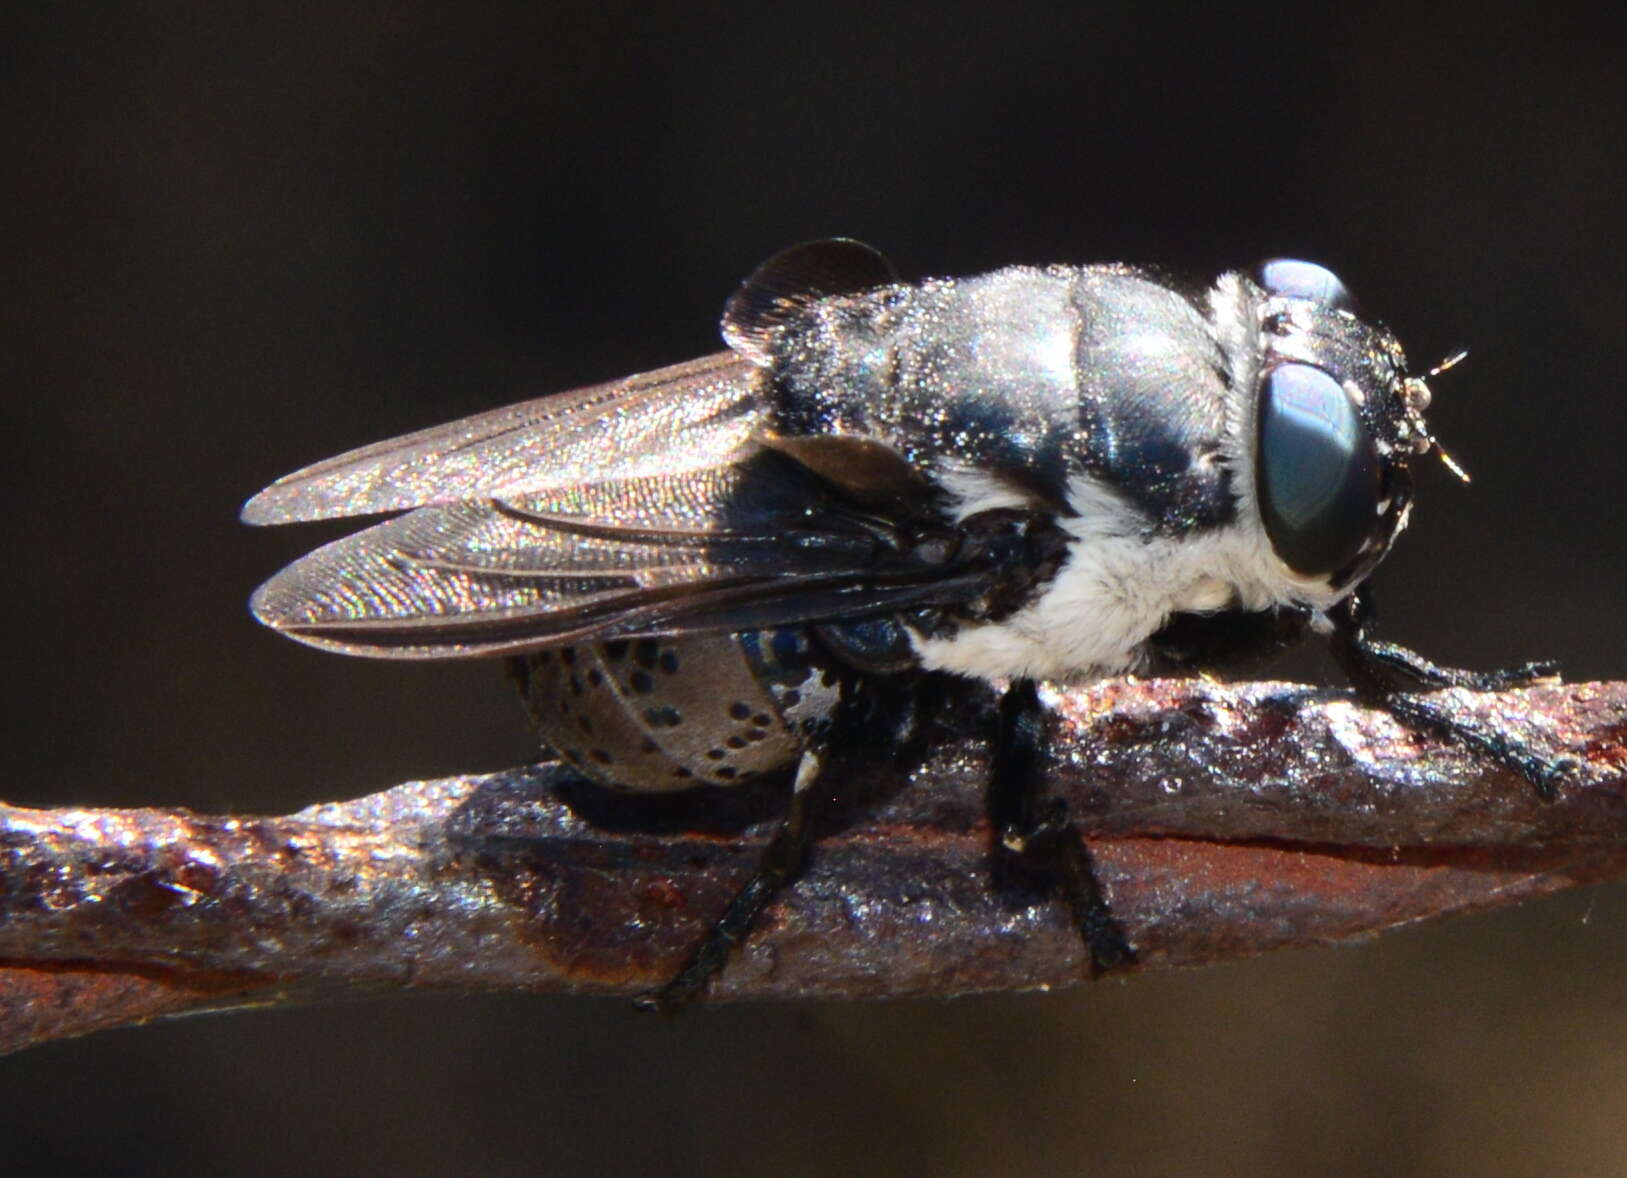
[{"left": 515, "top": 630, "right": 835, "bottom": 792}]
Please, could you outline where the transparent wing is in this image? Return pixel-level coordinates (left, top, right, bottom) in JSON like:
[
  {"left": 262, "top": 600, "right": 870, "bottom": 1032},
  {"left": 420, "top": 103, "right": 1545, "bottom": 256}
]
[
  {"left": 250, "top": 448, "right": 985, "bottom": 659},
  {"left": 241, "top": 352, "right": 766, "bottom": 524}
]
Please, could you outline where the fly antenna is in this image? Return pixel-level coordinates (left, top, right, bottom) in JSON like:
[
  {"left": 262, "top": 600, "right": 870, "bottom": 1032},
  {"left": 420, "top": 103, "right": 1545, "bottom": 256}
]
[
  {"left": 1432, "top": 438, "right": 1472, "bottom": 483},
  {"left": 1415, "top": 348, "right": 1472, "bottom": 483},
  {"left": 1429, "top": 348, "right": 1469, "bottom": 379}
]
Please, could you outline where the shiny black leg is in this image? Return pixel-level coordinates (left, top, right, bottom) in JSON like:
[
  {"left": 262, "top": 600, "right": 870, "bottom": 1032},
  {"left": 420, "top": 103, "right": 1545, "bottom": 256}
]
[
  {"left": 636, "top": 747, "right": 822, "bottom": 1014},
  {"left": 635, "top": 663, "right": 939, "bottom": 1012},
  {"left": 990, "top": 679, "right": 1134, "bottom": 974},
  {"left": 1329, "top": 586, "right": 1574, "bottom": 800}
]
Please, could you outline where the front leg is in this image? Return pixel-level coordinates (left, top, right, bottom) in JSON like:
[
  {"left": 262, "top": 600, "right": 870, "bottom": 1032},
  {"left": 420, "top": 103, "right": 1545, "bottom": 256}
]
[
  {"left": 1328, "top": 585, "right": 1574, "bottom": 800},
  {"left": 989, "top": 679, "right": 1134, "bottom": 974}
]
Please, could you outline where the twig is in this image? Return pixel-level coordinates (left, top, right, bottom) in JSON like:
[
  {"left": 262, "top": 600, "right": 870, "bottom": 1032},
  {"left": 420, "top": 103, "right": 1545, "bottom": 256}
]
[{"left": 2, "top": 678, "right": 1625, "bottom": 1054}]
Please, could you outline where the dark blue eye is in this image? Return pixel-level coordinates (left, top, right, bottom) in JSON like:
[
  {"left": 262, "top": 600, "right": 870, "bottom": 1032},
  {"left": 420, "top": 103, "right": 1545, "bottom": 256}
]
[
  {"left": 1256, "top": 363, "right": 1381, "bottom": 575},
  {"left": 1255, "top": 258, "right": 1357, "bottom": 313}
]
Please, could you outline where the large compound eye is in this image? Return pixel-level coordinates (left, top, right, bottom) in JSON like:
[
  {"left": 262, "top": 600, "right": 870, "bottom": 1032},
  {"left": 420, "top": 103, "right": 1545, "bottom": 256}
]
[
  {"left": 1256, "top": 363, "right": 1382, "bottom": 575},
  {"left": 1255, "top": 258, "right": 1357, "bottom": 313}
]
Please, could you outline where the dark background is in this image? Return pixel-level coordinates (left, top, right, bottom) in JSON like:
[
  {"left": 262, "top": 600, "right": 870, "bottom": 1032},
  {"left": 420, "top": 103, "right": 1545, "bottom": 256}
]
[{"left": 5, "top": 5, "right": 1625, "bottom": 1175}]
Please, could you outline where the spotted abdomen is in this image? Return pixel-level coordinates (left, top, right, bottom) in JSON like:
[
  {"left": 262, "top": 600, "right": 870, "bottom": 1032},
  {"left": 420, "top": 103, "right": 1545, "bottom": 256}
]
[{"left": 515, "top": 629, "right": 839, "bottom": 791}]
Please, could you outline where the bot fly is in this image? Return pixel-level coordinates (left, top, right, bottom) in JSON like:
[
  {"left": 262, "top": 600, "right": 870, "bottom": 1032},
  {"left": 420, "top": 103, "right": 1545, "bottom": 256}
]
[{"left": 244, "top": 240, "right": 1567, "bottom": 1008}]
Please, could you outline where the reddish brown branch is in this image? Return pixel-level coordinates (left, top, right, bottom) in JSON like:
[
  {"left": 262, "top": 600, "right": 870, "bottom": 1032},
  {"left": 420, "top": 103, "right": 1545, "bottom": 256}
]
[{"left": 2, "top": 679, "right": 1625, "bottom": 1054}]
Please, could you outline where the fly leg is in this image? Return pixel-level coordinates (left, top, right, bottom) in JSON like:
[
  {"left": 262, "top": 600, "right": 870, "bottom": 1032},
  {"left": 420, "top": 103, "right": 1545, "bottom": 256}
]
[
  {"left": 1329, "top": 586, "right": 1576, "bottom": 800},
  {"left": 990, "top": 679, "right": 1134, "bottom": 975},
  {"left": 636, "top": 745, "right": 823, "bottom": 1014}
]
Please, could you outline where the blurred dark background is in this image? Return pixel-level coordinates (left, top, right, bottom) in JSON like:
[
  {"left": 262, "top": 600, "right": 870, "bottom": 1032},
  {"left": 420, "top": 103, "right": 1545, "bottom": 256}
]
[{"left": 4, "top": 4, "right": 1625, "bottom": 1175}]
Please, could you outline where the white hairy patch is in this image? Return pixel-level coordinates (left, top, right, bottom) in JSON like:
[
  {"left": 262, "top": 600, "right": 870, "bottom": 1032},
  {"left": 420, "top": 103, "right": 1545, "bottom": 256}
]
[
  {"left": 934, "top": 462, "right": 1043, "bottom": 520},
  {"left": 1209, "top": 273, "right": 1267, "bottom": 537},
  {"left": 913, "top": 473, "right": 1343, "bottom": 683}
]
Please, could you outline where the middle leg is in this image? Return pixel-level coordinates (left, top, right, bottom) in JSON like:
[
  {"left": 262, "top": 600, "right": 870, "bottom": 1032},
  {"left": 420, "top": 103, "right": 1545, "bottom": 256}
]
[{"left": 989, "top": 678, "right": 1134, "bottom": 975}]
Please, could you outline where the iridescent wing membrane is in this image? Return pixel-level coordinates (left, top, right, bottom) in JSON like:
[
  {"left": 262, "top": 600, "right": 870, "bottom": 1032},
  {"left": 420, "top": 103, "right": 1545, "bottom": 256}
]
[
  {"left": 244, "top": 351, "right": 984, "bottom": 659},
  {"left": 241, "top": 352, "right": 764, "bottom": 524}
]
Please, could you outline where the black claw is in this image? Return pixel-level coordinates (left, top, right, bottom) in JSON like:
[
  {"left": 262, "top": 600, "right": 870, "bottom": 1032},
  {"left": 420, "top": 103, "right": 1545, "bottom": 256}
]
[
  {"left": 633, "top": 990, "right": 677, "bottom": 1016},
  {"left": 1526, "top": 755, "right": 1581, "bottom": 803},
  {"left": 1082, "top": 923, "right": 1136, "bottom": 976},
  {"left": 1471, "top": 660, "right": 1562, "bottom": 690}
]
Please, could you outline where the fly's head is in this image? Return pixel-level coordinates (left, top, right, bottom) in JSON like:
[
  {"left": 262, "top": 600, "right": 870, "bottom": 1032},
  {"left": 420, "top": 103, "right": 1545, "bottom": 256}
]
[{"left": 1242, "top": 258, "right": 1454, "bottom": 596}]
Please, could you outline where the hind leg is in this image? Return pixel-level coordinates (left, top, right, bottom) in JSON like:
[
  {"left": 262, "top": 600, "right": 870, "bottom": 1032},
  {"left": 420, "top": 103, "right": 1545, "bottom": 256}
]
[{"left": 636, "top": 746, "right": 825, "bottom": 1013}]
